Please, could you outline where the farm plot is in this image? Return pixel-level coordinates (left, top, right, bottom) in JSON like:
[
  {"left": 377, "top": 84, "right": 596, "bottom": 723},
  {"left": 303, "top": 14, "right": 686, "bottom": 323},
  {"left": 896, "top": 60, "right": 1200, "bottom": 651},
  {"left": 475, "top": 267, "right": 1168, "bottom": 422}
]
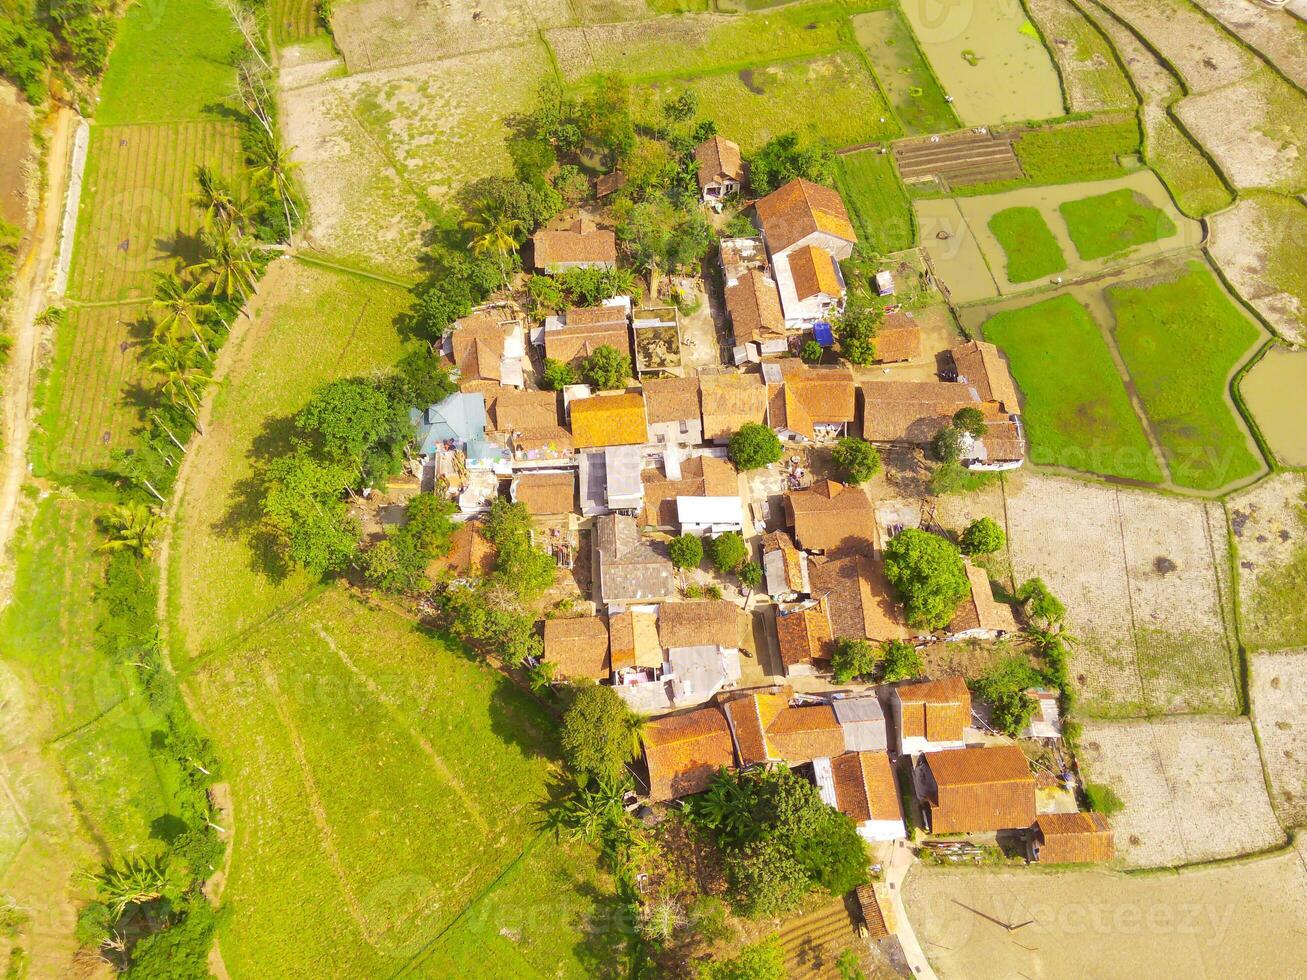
[
  {"left": 271, "top": 0, "right": 324, "bottom": 47},
  {"left": 1250, "top": 649, "right": 1307, "bottom": 828},
  {"left": 67, "top": 121, "right": 245, "bottom": 303},
  {"left": 188, "top": 586, "right": 613, "bottom": 978},
  {"left": 850, "top": 8, "right": 959, "bottom": 136},
  {"left": 897, "top": 0, "right": 1063, "bottom": 126},
  {"left": 905, "top": 850, "right": 1307, "bottom": 980},
  {"left": 1077, "top": 717, "right": 1283, "bottom": 868},
  {"left": 1175, "top": 69, "right": 1307, "bottom": 194},
  {"left": 1241, "top": 347, "right": 1307, "bottom": 468},
  {"left": 546, "top": 5, "right": 848, "bottom": 83},
  {"left": 1095, "top": 0, "right": 1260, "bottom": 93},
  {"left": 1227, "top": 473, "right": 1307, "bottom": 653},
  {"left": 914, "top": 198, "right": 1000, "bottom": 304},
  {"left": 1141, "top": 104, "right": 1234, "bottom": 218},
  {"left": 833, "top": 148, "right": 915, "bottom": 254},
  {"left": 1025, "top": 0, "right": 1135, "bottom": 113},
  {"left": 1190, "top": 0, "right": 1307, "bottom": 89},
  {"left": 331, "top": 0, "right": 571, "bottom": 73},
  {"left": 633, "top": 51, "right": 899, "bottom": 154},
  {"left": 169, "top": 260, "right": 409, "bottom": 661},
  {"left": 986, "top": 206, "right": 1066, "bottom": 282},
  {"left": 1003, "top": 474, "right": 1236, "bottom": 717},
  {"left": 37, "top": 303, "right": 152, "bottom": 476},
  {"left": 980, "top": 294, "right": 1163, "bottom": 484},
  {"left": 1209, "top": 192, "right": 1307, "bottom": 345},
  {"left": 1107, "top": 260, "right": 1266, "bottom": 491},
  {"left": 1058, "top": 187, "right": 1177, "bottom": 260}
]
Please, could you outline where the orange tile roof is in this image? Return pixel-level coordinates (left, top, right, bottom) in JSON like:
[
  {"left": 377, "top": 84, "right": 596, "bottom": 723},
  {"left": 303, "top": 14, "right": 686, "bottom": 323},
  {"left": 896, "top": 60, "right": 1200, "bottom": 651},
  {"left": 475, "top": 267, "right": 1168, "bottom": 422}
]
[
  {"left": 694, "top": 135, "right": 743, "bottom": 188},
  {"left": 533, "top": 219, "right": 617, "bottom": 269},
  {"left": 543, "top": 617, "right": 611, "bottom": 681},
  {"left": 642, "top": 376, "right": 701, "bottom": 424},
  {"left": 511, "top": 471, "right": 575, "bottom": 516},
  {"left": 491, "top": 389, "right": 560, "bottom": 433},
  {"left": 831, "top": 751, "right": 903, "bottom": 825},
  {"left": 658, "top": 600, "right": 742, "bottom": 650},
  {"left": 450, "top": 314, "right": 507, "bottom": 384},
  {"left": 1033, "top": 812, "right": 1114, "bottom": 863},
  {"left": 895, "top": 676, "right": 971, "bottom": 742},
  {"left": 755, "top": 178, "right": 857, "bottom": 254},
  {"left": 699, "top": 373, "right": 769, "bottom": 440},
  {"left": 875, "top": 315, "right": 922, "bottom": 363},
  {"left": 810, "top": 554, "right": 911, "bottom": 643},
  {"left": 775, "top": 599, "right": 834, "bottom": 669},
  {"left": 724, "top": 694, "right": 770, "bottom": 766},
  {"left": 643, "top": 706, "right": 736, "bottom": 800},
  {"left": 726, "top": 269, "right": 786, "bottom": 345},
  {"left": 788, "top": 244, "right": 843, "bottom": 300},
  {"left": 922, "top": 745, "right": 1036, "bottom": 834},
  {"left": 641, "top": 455, "right": 737, "bottom": 527},
  {"left": 569, "top": 392, "right": 647, "bottom": 449},
  {"left": 765, "top": 704, "right": 845, "bottom": 763},
  {"left": 608, "top": 611, "right": 660, "bottom": 670},
  {"left": 860, "top": 380, "right": 982, "bottom": 444},
  {"left": 762, "top": 530, "right": 807, "bottom": 592},
  {"left": 785, "top": 481, "right": 875, "bottom": 554},
  {"left": 952, "top": 340, "right": 1020, "bottom": 412},
  {"left": 949, "top": 563, "right": 1020, "bottom": 635}
]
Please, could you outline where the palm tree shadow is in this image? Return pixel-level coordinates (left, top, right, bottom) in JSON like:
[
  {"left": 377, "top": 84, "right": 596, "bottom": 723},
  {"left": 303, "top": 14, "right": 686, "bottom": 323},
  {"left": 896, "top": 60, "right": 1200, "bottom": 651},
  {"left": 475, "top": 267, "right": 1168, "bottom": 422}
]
[{"left": 213, "top": 412, "right": 299, "bottom": 583}]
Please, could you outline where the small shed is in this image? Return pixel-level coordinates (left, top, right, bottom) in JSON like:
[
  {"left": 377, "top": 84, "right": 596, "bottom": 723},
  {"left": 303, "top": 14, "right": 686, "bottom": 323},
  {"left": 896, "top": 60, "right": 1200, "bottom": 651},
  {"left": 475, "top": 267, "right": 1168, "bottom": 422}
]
[{"left": 1030, "top": 811, "right": 1114, "bottom": 864}]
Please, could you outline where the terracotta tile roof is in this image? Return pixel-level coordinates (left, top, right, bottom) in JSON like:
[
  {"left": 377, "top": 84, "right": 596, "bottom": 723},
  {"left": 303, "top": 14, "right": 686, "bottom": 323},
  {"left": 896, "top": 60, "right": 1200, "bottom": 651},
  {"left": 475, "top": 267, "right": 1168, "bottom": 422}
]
[
  {"left": 949, "top": 563, "right": 1020, "bottom": 634},
  {"left": 543, "top": 616, "right": 611, "bottom": 681},
  {"left": 1033, "top": 812, "right": 1114, "bottom": 863},
  {"left": 609, "top": 610, "right": 661, "bottom": 670},
  {"left": 641, "top": 454, "right": 737, "bottom": 527},
  {"left": 860, "top": 380, "right": 982, "bottom": 444},
  {"left": 810, "top": 554, "right": 911, "bottom": 643},
  {"left": 694, "top": 135, "right": 743, "bottom": 189},
  {"left": 699, "top": 373, "right": 769, "bottom": 440},
  {"left": 725, "top": 270, "right": 786, "bottom": 345},
  {"left": 855, "top": 884, "right": 890, "bottom": 939},
  {"left": 491, "top": 388, "right": 560, "bottom": 433},
  {"left": 569, "top": 392, "right": 648, "bottom": 449},
  {"left": 533, "top": 218, "right": 617, "bottom": 269},
  {"left": 952, "top": 340, "right": 1020, "bottom": 412},
  {"left": 772, "top": 365, "right": 856, "bottom": 439},
  {"left": 643, "top": 706, "right": 735, "bottom": 800},
  {"left": 896, "top": 676, "right": 971, "bottom": 742},
  {"left": 755, "top": 178, "right": 856, "bottom": 254},
  {"left": 724, "top": 694, "right": 769, "bottom": 766},
  {"left": 775, "top": 599, "right": 833, "bottom": 668},
  {"left": 658, "top": 600, "right": 742, "bottom": 650},
  {"left": 428, "top": 521, "right": 496, "bottom": 579},
  {"left": 785, "top": 481, "right": 875, "bottom": 554},
  {"left": 596, "top": 170, "right": 627, "bottom": 197},
  {"left": 875, "top": 314, "right": 922, "bottom": 363},
  {"left": 642, "top": 376, "right": 701, "bottom": 424},
  {"left": 765, "top": 704, "right": 844, "bottom": 763},
  {"left": 762, "top": 530, "right": 807, "bottom": 593},
  {"left": 788, "top": 244, "right": 843, "bottom": 300},
  {"left": 832, "top": 751, "right": 903, "bottom": 826},
  {"left": 511, "top": 471, "right": 575, "bottom": 516},
  {"left": 974, "top": 418, "right": 1025, "bottom": 463},
  {"left": 921, "top": 745, "right": 1036, "bottom": 834},
  {"left": 450, "top": 314, "right": 507, "bottom": 384},
  {"left": 544, "top": 321, "right": 630, "bottom": 366}
]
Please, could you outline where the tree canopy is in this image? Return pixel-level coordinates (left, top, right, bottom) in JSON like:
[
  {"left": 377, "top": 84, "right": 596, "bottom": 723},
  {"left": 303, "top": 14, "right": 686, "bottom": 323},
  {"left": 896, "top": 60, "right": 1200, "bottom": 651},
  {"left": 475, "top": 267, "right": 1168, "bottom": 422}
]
[
  {"left": 883, "top": 528, "right": 971, "bottom": 629},
  {"left": 747, "top": 133, "right": 835, "bottom": 195},
  {"left": 961, "top": 516, "right": 1005, "bottom": 556},
  {"left": 832, "top": 437, "right": 881, "bottom": 484},
  {"left": 833, "top": 294, "right": 881, "bottom": 366},
  {"left": 831, "top": 638, "right": 879, "bottom": 684},
  {"left": 709, "top": 532, "right": 748, "bottom": 574},
  {"left": 541, "top": 358, "right": 577, "bottom": 391},
  {"left": 668, "top": 533, "right": 704, "bottom": 570},
  {"left": 727, "top": 423, "right": 782, "bottom": 471},
  {"left": 582, "top": 344, "right": 632, "bottom": 391},
  {"left": 560, "top": 684, "right": 638, "bottom": 785}
]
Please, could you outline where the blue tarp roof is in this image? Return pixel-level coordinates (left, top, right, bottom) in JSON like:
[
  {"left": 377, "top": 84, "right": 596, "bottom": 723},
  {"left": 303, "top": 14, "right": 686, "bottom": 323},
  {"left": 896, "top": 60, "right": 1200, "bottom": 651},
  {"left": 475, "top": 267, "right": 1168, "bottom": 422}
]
[
  {"left": 411, "top": 392, "right": 487, "bottom": 455},
  {"left": 813, "top": 322, "right": 834, "bottom": 347}
]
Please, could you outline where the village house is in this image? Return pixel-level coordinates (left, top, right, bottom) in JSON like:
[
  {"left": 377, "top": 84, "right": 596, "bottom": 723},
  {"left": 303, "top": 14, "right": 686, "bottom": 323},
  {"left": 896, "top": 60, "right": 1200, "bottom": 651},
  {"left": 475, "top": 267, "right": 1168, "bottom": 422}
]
[
  {"left": 593, "top": 513, "right": 676, "bottom": 605},
  {"left": 699, "top": 372, "right": 769, "bottom": 444},
  {"left": 532, "top": 216, "right": 617, "bottom": 274},
  {"left": 721, "top": 690, "right": 844, "bottom": 766},
  {"left": 832, "top": 696, "right": 890, "bottom": 752},
  {"left": 892, "top": 675, "right": 971, "bottom": 756},
  {"left": 410, "top": 392, "right": 507, "bottom": 501},
  {"left": 827, "top": 750, "right": 907, "bottom": 842},
  {"left": 947, "top": 563, "right": 1020, "bottom": 640},
  {"left": 785, "top": 481, "right": 877, "bottom": 555},
  {"left": 860, "top": 379, "right": 983, "bottom": 446},
  {"left": 764, "top": 361, "right": 857, "bottom": 443},
  {"left": 509, "top": 470, "right": 576, "bottom": 517},
  {"left": 642, "top": 706, "right": 737, "bottom": 801},
  {"left": 659, "top": 600, "right": 745, "bottom": 705},
  {"left": 579, "top": 445, "right": 644, "bottom": 517},
  {"left": 542, "top": 616, "right": 611, "bottom": 682},
  {"left": 754, "top": 178, "right": 857, "bottom": 327},
  {"left": 693, "top": 134, "right": 743, "bottom": 204},
  {"left": 595, "top": 170, "right": 627, "bottom": 199},
  {"left": 676, "top": 496, "right": 746, "bottom": 538},
  {"left": 762, "top": 530, "right": 810, "bottom": 600},
  {"left": 642, "top": 377, "right": 703, "bottom": 446},
  {"left": 489, "top": 388, "right": 573, "bottom": 462},
  {"left": 568, "top": 391, "right": 648, "bottom": 450},
  {"left": 725, "top": 269, "right": 788, "bottom": 364},
  {"left": 609, "top": 608, "right": 662, "bottom": 684},
  {"left": 1029, "top": 811, "right": 1114, "bottom": 863},
  {"left": 874, "top": 312, "right": 923, "bottom": 364},
  {"left": 641, "top": 452, "right": 737, "bottom": 529},
  {"left": 775, "top": 598, "right": 834, "bottom": 676},
  {"left": 914, "top": 745, "right": 1037, "bottom": 835},
  {"left": 541, "top": 302, "right": 632, "bottom": 369},
  {"left": 809, "top": 553, "right": 912, "bottom": 647},
  {"left": 427, "top": 520, "right": 496, "bottom": 584},
  {"left": 446, "top": 312, "right": 527, "bottom": 392}
]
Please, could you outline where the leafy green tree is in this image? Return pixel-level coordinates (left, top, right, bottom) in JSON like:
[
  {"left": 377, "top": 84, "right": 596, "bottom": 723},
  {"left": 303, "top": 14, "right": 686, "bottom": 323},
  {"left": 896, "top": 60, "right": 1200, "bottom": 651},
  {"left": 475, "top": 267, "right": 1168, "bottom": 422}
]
[
  {"left": 727, "top": 422, "right": 781, "bottom": 471},
  {"left": 662, "top": 89, "right": 699, "bottom": 123},
  {"left": 1017, "top": 577, "right": 1066, "bottom": 629},
  {"left": 527, "top": 275, "right": 568, "bottom": 314},
  {"left": 259, "top": 452, "right": 360, "bottom": 576},
  {"left": 961, "top": 516, "right": 1005, "bottom": 556},
  {"left": 560, "top": 684, "right": 638, "bottom": 784},
  {"left": 582, "top": 344, "right": 631, "bottom": 390},
  {"left": 931, "top": 424, "right": 964, "bottom": 464},
  {"left": 747, "top": 132, "right": 835, "bottom": 195},
  {"left": 879, "top": 639, "right": 922, "bottom": 682},
  {"left": 709, "top": 532, "right": 748, "bottom": 574},
  {"left": 295, "top": 377, "right": 409, "bottom": 489},
  {"left": 462, "top": 199, "right": 525, "bottom": 290},
  {"left": 668, "top": 533, "right": 704, "bottom": 571},
  {"left": 883, "top": 528, "right": 970, "bottom": 630},
  {"left": 724, "top": 838, "right": 810, "bottom": 919},
  {"left": 614, "top": 194, "right": 712, "bottom": 276},
  {"left": 121, "top": 898, "right": 216, "bottom": 980},
  {"left": 832, "top": 437, "right": 881, "bottom": 484},
  {"left": 972, "top": 656, "right": 1045, "bottom": 736},
  {"left": 739, "top": 561, "right": 763, "bottom": 590},
  {"left": 0, "top": 14, "right": 54, "bottom": 103},
  {"left": 834, "top": 294, "right": 881, "bottom": 365},
  {"left": 953, "top": 406, "right": 988, "bottom": 438},
  {"left": 484, "top": 498, "right": 557, "bottom": 600},
  {"left": 553, "top": 165, "right": 590, "bottom": 206},
  {"left": 541, "top": 358, "right": 577, "bottom": 391},
  {"left": 831, "top": 637, "right": 879, "bottom": 684},
  {"left": 575, "top": 74, "right": 636, "bottom": 161},
  {"left": 800, "top": 339, "right": 823, "bottom": 363},
  {"left": 394, "top": 344, "right": 457, "bottom": 408}
]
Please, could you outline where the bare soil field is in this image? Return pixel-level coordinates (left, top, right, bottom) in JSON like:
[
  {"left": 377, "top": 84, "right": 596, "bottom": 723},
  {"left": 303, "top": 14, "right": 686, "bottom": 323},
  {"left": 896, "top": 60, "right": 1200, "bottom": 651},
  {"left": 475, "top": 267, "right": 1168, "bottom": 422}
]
[
  {"left": 1189, "top": 0, "right": 1307, "bottom": 90},
  {"left": 1073, "top": 0, "right": 1180, "bottom": 102},
  {"left": 1096, "top": 0, "right": 1261, "bottom": 93},
  {"left": 1078, "top": 716, "right": 1283, "bottom": 868},
  {"left": 1250, "top": 648, "right": 1307, "bottom": 827},
  {"left": 0, "top": 82, "right": 34, "bottom": 227},
  {"left": 1003, "top": 474, "right": 1236, "bottom": 717},
  {"left": 1175, "top": 70, "right": 1307, "bottom": 194},
  {"left": 1209, "top": 192, "right": 1307, "bottom": 345},
  {"left": 1027, "top": 0, "right": 1136, "bottom": 113},
  {"left": 331, "top": 0, "right": 570, "bottom": 73},
  {"left": 905, "top": 846, "right": 1307, "bottom": 979},
  {"left": 1227, "top": 472, "right": 1307, "bottom": 652}
]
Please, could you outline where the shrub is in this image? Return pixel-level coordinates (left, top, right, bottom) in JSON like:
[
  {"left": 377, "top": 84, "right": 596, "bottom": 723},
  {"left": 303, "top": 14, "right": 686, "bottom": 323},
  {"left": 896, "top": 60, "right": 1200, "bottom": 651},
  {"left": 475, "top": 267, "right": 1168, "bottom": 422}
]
[
  {"left": 709, "top": 532, "right": 748, "bottom": 574},
  {"left": 1085, "top": 782, "right": 1125, "bottom": 816},
  {"left": 705, "top": 583, "right": 723, "bottom": 600},
  {"left": 698, "top": 935, "right": 786, "bottom": 980},
  {"left": 831, "top": 638, "right": 879, "bottom": 684},
  {"left": 582, "top": 344, "right": 631, "bottom": 390},
  {"left": 971, "top": 656, "right": 1044, "bottom": 736},
  {"left": 883, "top": 528, "right": 970, "bottom": 630},
  {"left": 541, "top": 358, "right": 577, "bottom": 391},
  {"left": 953, "top": 406, "right": 988, "bottom": 437},
  {"left": 739, "top": 561, "right": 763, "bottom": 589},
  {"left": 832, "top": 437, "right": 881, "bottom": 484},
  {"left": 728, "top": 423, "right": 782, "bottom": 471},
  {"left": 668, "top": 533, "right": 704, "bottom": 570},
  {"left": 879, "top": 639, "right": 921, "bottom": 682},
  {"left": 748, "top": 133, "right": 835, "bottom": 195},
  {"left": 960, "top": 517, "right": 1005, "bottom": 556},
  {"left": 834, "top": 295, "right": 881, "bottom": 366},
  {"left": 800, "top": 339, "right": 823, "bottom": 363},
  {"left": 1017, "top": 577, "right": 1067, "bottom": 628}
]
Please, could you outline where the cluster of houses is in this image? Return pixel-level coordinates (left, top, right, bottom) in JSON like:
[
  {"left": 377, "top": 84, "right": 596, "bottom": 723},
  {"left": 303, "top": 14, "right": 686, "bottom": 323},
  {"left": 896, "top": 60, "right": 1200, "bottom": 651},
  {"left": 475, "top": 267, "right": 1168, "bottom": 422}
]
[{"left": 410, "top": 136, "right": 1108, "bottom": 861}]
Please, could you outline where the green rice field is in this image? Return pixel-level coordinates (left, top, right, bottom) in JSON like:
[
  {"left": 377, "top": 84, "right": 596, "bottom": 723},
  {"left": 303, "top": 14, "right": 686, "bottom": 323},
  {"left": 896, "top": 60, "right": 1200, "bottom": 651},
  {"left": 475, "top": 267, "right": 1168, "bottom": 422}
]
[
  {"left": 833, "top": 147, "right": 915, "bottom": 254},
  {"left": 987, "top": 206, "right": 1067, "bottom": 283},
  {"left": 1059, "top": 187, "right": 1178, "bottom": 260}
]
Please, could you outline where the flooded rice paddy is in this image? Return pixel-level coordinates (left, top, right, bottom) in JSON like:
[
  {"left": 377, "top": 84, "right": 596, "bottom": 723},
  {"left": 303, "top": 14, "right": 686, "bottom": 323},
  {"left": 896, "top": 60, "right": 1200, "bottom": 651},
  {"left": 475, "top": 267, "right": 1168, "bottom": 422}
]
[{"left": 1240, "top": 346, "right": 1307, "bottom": 467}]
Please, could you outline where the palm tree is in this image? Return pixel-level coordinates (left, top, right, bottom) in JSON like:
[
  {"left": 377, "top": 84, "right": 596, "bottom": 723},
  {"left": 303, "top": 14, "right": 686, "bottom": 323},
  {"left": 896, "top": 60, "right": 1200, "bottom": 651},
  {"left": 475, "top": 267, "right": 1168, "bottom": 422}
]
[
  {"left": 192, "top": 164, "right": 248, "bottom": 234},
  {"left": 195, "top": 224, "right": 258, "bottom": 301},
  {"left": 98, "top": 503, "right": 168, "bottom": 560},
  {"left": 461, "top": 201, "right": 523, "bottom": 290},
  {"left": 528, "top": 660, "right": 557, "bottom": 694},
  {"left": 625, "top": 710, "right": 648, "bottom": 759},
  {"left": 248, "top": 131, "right": 301, "bottom": 236},
  {"left": 151, "top": 264, "right": 216, "bottom": 355},
  {"left": 147, "top": 339, "right": 211, "bottom": 420},
  {"left": 88, "top": 859, "right": 170, "bottom": 917}
]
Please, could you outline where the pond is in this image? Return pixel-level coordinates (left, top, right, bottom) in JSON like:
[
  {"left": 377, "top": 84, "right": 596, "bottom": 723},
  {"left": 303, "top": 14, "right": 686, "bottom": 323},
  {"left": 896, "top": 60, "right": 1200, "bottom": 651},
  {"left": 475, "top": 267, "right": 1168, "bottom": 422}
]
[
  {"left": 898, "top": 0, "right": 1063, "bottom": 126},
  {"left": 1240, "top": 345, "right": 1307, "bottom": 467}
]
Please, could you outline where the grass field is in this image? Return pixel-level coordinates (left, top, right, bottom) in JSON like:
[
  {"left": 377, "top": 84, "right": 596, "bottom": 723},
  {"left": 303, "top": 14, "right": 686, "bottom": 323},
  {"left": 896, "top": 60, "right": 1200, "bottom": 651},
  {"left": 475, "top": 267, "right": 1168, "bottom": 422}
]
[
  {"left": 986, "top": 206, "right": 1066, "bottom": 283},
  {"left": 1058, "top": 187, "right": 1178, "bottom": 260},
  {"left": 850, "top": 8, "right": 960, "bottom": 136},
  {"left": 1025, "top": 0, "right": 1136, "bottom": 113},
  {"left": 981, "top": 294, "right": 1162, "bottom": 483},
  {"left": 1109, "top": 261, "right": 1263, "bottom": 491},
  {"left": 186, "top": 587, "right": 615, "bottom": 977},
  {"left": 833, "top": 148, "right": 914, "bottom": 254},
  {"left": 94, "top": 0, "right": 241, "bottom": 125},
  {"left": 1145, "top": 106, "right": 1235, "bottom": 218},
  {"left": 271, "top": 0, "right": 325, "bottom": 46},
  {"left": 169, "top": 261, "right": 409, "bottom": 661},
  {"left": 634, "top": 51, "right": 899, "bottom": 153},
  {"left": 1229, "top": 474, "right": 1307, "bottom": 652}
]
